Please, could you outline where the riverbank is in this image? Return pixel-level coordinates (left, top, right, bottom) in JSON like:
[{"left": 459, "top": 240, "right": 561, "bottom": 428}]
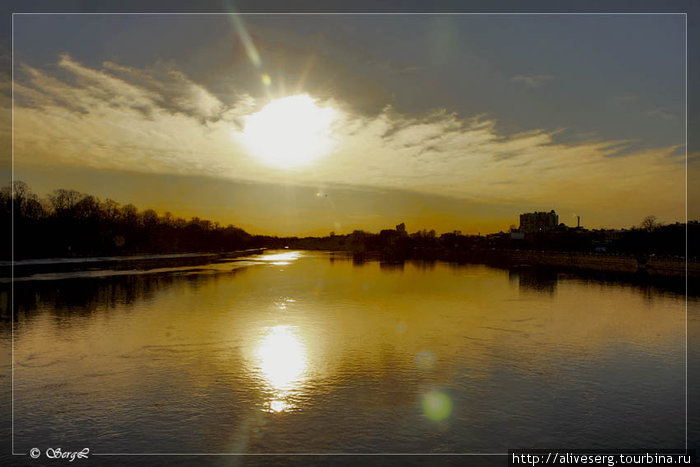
[
  {"left": 0, "top": 248, "right": 265, "bottom": 278},
  {"left": 488, "top": 250, "right": 696, "bottom": 278},
  {"left": 343, "top": 247, "right": 696, "bottom": 278},
  {"left": 334, "top": 248, "right": 696, "bottom": 295},
  {"left": 3, "top": 247, "right": 696, "bottom": 296}
]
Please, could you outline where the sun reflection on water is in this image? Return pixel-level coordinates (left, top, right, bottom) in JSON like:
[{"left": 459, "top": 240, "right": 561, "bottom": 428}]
[
  {"left": 260, "top": 251, "right": 302, "bottom": 266},
  {"left": 255, "top": 325, "right": 308, "bottom": 412}
]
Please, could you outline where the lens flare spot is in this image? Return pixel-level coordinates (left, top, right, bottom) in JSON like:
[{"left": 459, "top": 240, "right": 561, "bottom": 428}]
[
  {"left": 421, "top": 390, "right": 453, "bottom": 422},
  {"left": 415, "top": 350, "right": 436, "bottom": 370}
]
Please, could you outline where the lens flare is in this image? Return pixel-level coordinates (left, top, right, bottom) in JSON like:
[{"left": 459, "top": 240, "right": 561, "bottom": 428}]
[
  {"left": 421, "top": 389, "right": 453, "bottom": 422},
  {"left": 415, "top": 350, "right": 436, "bottom": 370}
]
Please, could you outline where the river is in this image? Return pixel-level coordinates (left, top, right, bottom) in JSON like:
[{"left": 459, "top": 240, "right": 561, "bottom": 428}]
[{"left": 1, "top": 250, "right": 696, "bottom": 466}]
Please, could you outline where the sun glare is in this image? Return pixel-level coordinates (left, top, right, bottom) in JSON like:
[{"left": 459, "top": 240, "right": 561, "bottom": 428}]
[
  {"left": 256, "top": 325, "right": 307, "bottom": 390},
  {"left": 241, "top": 94, "right": 337, "bottom": 169}
]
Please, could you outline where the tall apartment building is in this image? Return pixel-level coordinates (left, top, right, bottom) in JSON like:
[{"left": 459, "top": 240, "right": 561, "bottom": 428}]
[{"left": 519, "top": 210, "right": 559, "bottom": 233}]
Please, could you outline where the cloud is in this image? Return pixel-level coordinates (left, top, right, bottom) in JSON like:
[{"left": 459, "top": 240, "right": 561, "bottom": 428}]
[
  {"left": 511, "top": 74, "right": 554, "bottom": 88},
  {"left": 101, "top": 60, "right": 240, "bottom": 123},
  {"left": 17, "top": 55, "right": 245, "bottom": 125},
  {"left": 11, "top": 56, "right": 690, "bottom": 227},
  {"left": 646, "top": 106, "right": 679, "bottom": 121}
]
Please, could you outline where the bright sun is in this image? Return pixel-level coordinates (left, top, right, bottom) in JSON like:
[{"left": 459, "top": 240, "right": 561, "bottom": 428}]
[{"left": 241, "top": 94, "right": 337, "bottom": 169}]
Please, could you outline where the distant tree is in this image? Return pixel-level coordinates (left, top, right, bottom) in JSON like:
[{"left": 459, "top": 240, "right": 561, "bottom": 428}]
[
  {"left": 640, "top": 215, "right": 660, "bottom": 232},
  {"left": 74, "top": 195, "right": 100, "bottom": 219},
  {"left": 8, "top": 181, "right": 44, "bottom": 219},
  {"left": 49, "top": 188, "right": 83, "bottom": 214},
  {"left": 0, "top": 186, "right": 10, "bottom": 215},
  {"left": 141, "top": 209, "right": 158, "bottom": 226},
  {"left": 101, "top": 199, "right": 121, "bottom": 221},
  {"left": 121, "top": 204, "right": 138, "bottom": 223}
]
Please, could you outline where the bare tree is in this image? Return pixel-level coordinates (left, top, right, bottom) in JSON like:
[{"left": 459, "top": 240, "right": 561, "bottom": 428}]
[
  {"left": 49, "top": 189, "right": 83, "bottom": 214},
  {"left": 640, "top": 215, "right": 659, "bottom": 232}
]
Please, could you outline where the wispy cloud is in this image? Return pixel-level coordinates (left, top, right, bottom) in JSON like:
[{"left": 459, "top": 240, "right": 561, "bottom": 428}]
[
  {"left": 646, "top": 106, "right": 679, "bottom": 121},
  {"left": 510, "top": 74, "right": 554, "bottom": 88},
  {"left": 18, "top": 55, "right": 249, "bottom": 125},
  {"left": 10, "top": 56, "right": 688, "bottom": 226}
]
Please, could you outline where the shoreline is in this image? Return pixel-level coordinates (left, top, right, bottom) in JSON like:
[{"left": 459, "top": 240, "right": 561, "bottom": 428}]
[
  {"left": 1, "top": 248, "right": 266, "bottom": 278},
  {"left": 5, "top": 248, "right": 697, "bottom": 279},
  {"left": 483, "top": 249, "right": 695, "bottom": 278},
  {"left": 3, "top": 248, "right": 697, "bottom": 296},
  {"left": 341, "top": 248, "right": 697, "bottom": 278},
  {"left": 326, "top": 250, "right": 695, "bottom": 296}
]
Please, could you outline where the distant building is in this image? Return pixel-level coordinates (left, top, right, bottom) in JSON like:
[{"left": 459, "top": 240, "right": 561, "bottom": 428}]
[
  {"left": 519, "top": 210, "right": 559, "bottom": 234},
  {"left": 395, "top": 222, "right": 407, "bottom": 236}
]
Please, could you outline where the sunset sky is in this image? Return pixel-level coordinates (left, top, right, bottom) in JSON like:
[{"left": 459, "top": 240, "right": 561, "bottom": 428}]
[{"left": 4, "top": 13, "right": 695, "bottom": 235}]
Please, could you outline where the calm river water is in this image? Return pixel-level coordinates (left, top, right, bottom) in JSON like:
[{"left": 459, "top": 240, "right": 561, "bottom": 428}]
[{"left": 1, "top": 250, "right": 696, "bottom": 466}]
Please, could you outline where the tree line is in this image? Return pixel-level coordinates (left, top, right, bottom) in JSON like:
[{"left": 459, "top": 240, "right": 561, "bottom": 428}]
[{"left": 0, "top": 181, "right": 261, "bottom": 260}]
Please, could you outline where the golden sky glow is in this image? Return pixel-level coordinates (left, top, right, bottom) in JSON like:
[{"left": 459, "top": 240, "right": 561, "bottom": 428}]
[
  {"left": 5, "top": 13, "right": 696, "bottom": 234},
  {"left": 10, "top": 54, "right": 690, "bottom": 233}
]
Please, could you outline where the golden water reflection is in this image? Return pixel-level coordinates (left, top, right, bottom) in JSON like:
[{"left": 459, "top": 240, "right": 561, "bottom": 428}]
[
  {"left": 8, "top": 251, "right": 690, "bottom": 451},
  {"left": 258, "top": 251, "right": 301, "bottom": 266},
  {"left": 254, "top": 325, "right": 309, "bottom": 412}
]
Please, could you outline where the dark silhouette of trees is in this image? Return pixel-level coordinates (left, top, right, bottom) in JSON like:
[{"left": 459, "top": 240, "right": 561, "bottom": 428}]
[{"left": 0, "top": 182, "right": 255, "bottom": 260}]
